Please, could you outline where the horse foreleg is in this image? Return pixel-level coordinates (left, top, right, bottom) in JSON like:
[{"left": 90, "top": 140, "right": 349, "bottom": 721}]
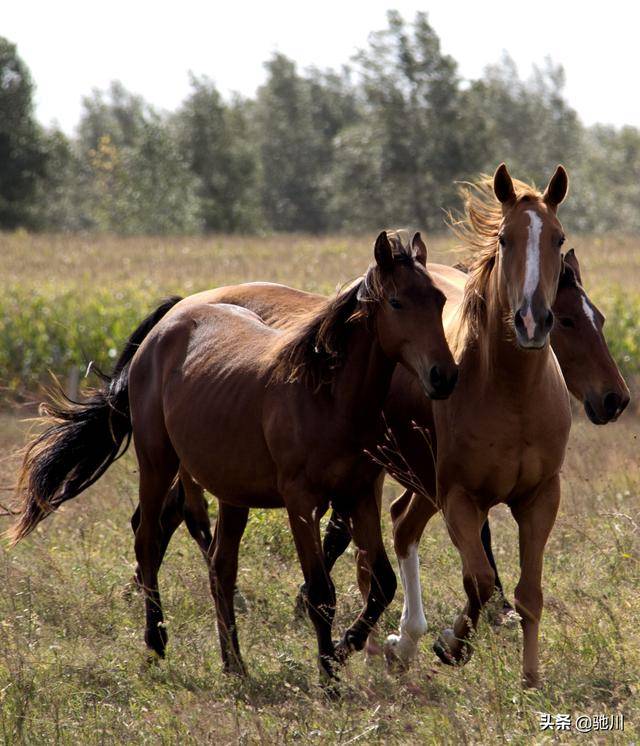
[
  {"left": 434, "top": 489, "right": 494, "bottom": 666},
  {"left": 511, "top": 475, "right": 560, "bottom": 688},
  {"left": 294, "top": 509, "right": 351, "bottom": 620},
  {"left": 208, "top": 501, "right": 249, "bottom": 675},
  {"left": 285, "top": 492, "right": 338, "bottom": 684},
  {"left": 335, "top": 493, "right": 396, "bottom": 662},
  {"left": 481, "top": 519, "right": 518, "bottom": 627},
  {"left": 384, "top": 491, "right": 438, "bottom": 669}
]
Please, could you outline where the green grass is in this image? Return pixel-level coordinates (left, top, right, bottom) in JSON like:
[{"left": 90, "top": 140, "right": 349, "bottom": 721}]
[
  {"left": 0, "top": 232, "right": 639, "bottom": 743},
  {"left": 0, "top": 414, "right": 638, "bottom": 743}
]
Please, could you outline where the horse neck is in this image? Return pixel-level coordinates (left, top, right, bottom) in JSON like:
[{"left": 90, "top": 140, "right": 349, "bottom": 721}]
[
  {"left": 473, "top": 265, "right": 551, "bottom": 387},
  {"left": 331, "top": 320, "right": 396, "bottom": 428}
]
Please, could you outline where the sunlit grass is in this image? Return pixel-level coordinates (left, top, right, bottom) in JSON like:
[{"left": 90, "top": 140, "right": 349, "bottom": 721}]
[{"left": 0, "top": 232, "right": 638, "bottom": 742}]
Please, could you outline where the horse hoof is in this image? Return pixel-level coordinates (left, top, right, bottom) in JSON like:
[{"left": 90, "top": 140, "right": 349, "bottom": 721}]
[
  {"left": 223, "top": 660, "right": 247, "bottom": 678},
  {"left": 333, "top": 634, "right": 357, "bottom": 664},
  {"left": 293, "top": 586, "right": 308, "bottom": 621},
  {"left": 432, "top": 629, "right": 463, "bottom": 666},
  {"left": 383, "top": 634, "right": 411, "bottom": 672},
  {"left": 234, "top": 588, "right": 248, "bottom": 614},
  {"left": 321, "top": 680, "right": 342, "bottom": 701},
  {"left": 488, "top": 599, "right": 521, "bottom": 629},
  {"left": 497, "top": 608, "right": 521, "bottom": 629}
]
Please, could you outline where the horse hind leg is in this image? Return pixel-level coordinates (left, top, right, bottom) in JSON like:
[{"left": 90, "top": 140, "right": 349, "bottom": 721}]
[
  {"left": 481, "top": 519, "right": 519, "bottom": 628},
  {"left": 294, "top": 509, "right": 351, "bottom": 621},
  {"left": 129, "top": 480, "right": 185, "bottom": 596},
  {"left": 384, "top": 492, "right": 438, "bottom": 670},
  {"left": 209, "top": 502, "right": 249, "bottom": 675},
  {"left": 134, "top": 427, "right": 179, "bottom": 658},
  {"left": 335, "top": 493, "right": 397, "bottom": 664},
  {"left": 181, "top": 469, "right": 214, "bottom": 558}
]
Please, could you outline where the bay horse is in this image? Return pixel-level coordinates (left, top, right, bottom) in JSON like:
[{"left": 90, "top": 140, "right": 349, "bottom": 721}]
[{"left": 11, "top": 231, "right": 458, "bottom": 685}]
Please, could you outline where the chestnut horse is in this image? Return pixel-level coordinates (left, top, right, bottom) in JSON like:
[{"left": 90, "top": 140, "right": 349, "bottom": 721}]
[
  {"left": 384, "top": 164, "right": 573, "bottom": 688},
  {"left": 11, "top": 232, "right": 458, "bottom": 684}
]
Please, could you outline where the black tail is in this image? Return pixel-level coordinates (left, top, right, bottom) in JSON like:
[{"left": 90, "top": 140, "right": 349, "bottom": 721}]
[{"left": 10, "top": 296, "right": 182, "bottom": 543}]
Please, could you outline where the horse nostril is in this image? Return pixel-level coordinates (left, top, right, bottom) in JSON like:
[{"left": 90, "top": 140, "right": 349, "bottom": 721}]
[
  {"left": 544, "top": 309, "right": 554, "bottom": 332},
  {"left": 603, "top": 391, "right": 622, "bottom": 419},
  {"left": 428, "top": 365, "right": 458, "bottom": 398},
  {"left": 514, "top": 309, "right": 524, "bottom": 332},
  {"left": 429, "top": 365, "right": 444, "bottom": 390}
]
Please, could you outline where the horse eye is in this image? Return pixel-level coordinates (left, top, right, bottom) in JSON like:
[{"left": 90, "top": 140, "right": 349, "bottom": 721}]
[
  {"left": 559, "top": 317, "right": 575, "bottom": 329},
  {"left": 498, "top": 235, "right": 506, "bottom": 248},
  {"left": 389, "top": 298, "right": 402, "bottom": 310},
  {"left": 558, "top": 236, "right": 566, "bottom": 247}
]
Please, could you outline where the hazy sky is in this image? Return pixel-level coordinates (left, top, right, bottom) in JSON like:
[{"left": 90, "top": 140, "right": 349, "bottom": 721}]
[{"left": 4, "top": 1, "right": 639, "bottom": 133}]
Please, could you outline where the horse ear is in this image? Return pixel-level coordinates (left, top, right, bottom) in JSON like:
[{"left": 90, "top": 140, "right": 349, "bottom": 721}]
[
  {"left": 493, "top": 163, "right": 516, "bottom": 206},
  {"left": 563, "top": 248, "right": 582, "bottom": 284},
  {"left": 374, "top": 231, "right": 394, "bottom": 273},
  {"left": 543, "top": 165, "right": 569, "bottom": 211},
  {"left": 411, "top": 231, "right": 427, "bottom": 266}
]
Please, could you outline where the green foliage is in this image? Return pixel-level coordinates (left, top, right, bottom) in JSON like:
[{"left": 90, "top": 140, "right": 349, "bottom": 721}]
[
  {"left": 0, "top": 285, "right": 156, "bottom": 391},
  {"left": 174, "top": 76, "right": 260, "bottom": 231},
  {"left": 0, "top": 37, "right": 47, "bottom": 229},
  {"left": 255, "top": 54, "right": 355, "bottom": 232},
  {"left": 599, "top": 288, "right": 640, "bottom": 378}
]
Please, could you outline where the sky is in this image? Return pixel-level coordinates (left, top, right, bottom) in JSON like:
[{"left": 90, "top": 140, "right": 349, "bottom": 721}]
[{"left": 4, "top": 0, "right": 639, "bottom": 134}]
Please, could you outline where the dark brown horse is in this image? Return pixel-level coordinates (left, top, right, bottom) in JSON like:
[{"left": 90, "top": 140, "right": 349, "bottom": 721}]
[{"left": 11, "top": 231, "right": 458, "bottom": 685}]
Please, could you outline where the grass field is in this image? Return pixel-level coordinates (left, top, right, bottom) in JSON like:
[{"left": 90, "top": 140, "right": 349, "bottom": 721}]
[{"left": 0, "top": 232, "right": 639, "bottom": 743}]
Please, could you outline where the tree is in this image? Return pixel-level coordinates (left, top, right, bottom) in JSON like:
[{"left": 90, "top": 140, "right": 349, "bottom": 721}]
[
  {"left": 174, "top": 75, "right": 259, "bottom": 231},
  {"left": 0, "top": 37, "right": 47, "bottom": 228},
  {"left": 350, "top": 11, "right": 474, "bottom": 230},
  {"left": 78, "top": 83, "right": 201, "bottom": 234},
  {"left": 256, "top": 54, "right": 356, "bottom": 232}
]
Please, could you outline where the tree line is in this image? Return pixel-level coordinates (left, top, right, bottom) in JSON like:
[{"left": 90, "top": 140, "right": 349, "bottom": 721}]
[{"left": 2, "top": 11, "right": 639, "bottom": 235}]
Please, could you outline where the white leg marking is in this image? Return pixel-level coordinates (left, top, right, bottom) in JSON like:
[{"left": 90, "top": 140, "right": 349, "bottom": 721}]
[
  {"left": 522, "top": 210, "right": 543, "bottom": 340},
  {"left": 384, "top": 543, "right": 427, "bottom": 665},
  {"left": 581, "top": 293, "right": 598, "bottom": 330}
]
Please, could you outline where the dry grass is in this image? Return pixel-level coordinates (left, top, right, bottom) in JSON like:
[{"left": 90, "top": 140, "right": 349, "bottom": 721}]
[{"left": 0, "top": 231, "right": 638, "bottom": 743}]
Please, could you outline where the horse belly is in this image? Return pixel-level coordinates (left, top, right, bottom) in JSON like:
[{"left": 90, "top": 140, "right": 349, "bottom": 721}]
[{"left": 164, "top": 364, "right": 282, "bottom": 508}]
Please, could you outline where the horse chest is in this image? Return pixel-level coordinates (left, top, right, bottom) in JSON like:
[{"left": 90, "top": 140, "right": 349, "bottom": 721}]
[{"left": 438, "top": 388, "right": 570, "bottom": 503}]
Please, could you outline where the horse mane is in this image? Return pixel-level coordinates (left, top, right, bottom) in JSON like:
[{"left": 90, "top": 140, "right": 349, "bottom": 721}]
[
  {"left": 270, "top": 231, "right": 414, "bottom": 389},
  {"left": 448, "top": 175, "right": 543, "bottom": 348}
]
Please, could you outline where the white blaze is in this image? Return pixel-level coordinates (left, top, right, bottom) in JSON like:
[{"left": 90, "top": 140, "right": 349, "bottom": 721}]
[
  {"left": 521, "top": 210, "right": 543, "bottom": 339},
  {"left": 581, "top": 294, "right": 598, "bottom": 330}
]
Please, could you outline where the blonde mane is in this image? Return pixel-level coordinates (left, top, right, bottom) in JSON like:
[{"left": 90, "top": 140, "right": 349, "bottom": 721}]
[{"left": 448, "top": 175, "right": 543, "bottom": 352}]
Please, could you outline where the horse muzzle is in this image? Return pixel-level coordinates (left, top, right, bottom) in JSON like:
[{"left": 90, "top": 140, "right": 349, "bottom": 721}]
[
  {"left": 514, "top": 305, "right": 554, "bottom": 350},
  {"left": 584, "top": 390, "right": 630, "bottom": 425},
  {"left": 424, "top": 363, "right": 459, "bottom": 400}
]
